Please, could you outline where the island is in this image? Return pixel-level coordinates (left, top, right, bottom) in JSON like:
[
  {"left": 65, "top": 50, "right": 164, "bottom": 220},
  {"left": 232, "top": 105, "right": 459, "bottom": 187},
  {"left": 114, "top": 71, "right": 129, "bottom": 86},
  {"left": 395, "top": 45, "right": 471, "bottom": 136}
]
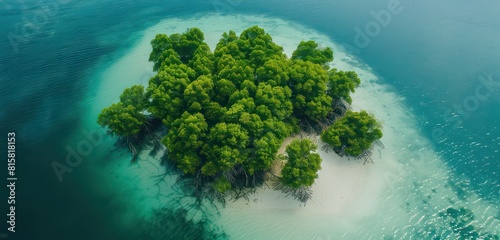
[{"left": 97, "top": 26, "right": 383, "bottom": 202}]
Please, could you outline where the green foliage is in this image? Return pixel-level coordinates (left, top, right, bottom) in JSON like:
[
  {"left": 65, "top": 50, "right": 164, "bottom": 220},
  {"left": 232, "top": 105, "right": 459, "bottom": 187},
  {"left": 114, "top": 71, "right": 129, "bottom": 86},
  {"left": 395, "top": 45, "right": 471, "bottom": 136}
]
[
  {"left": 119, "top": 85, "right": 148, "bottom": 110},
  {"left": 255, "top": 56, "right": 290, "bottom": 86},
  {"left": 214, "top": 177, "right": 232, "bottom": 193},
  {"left": 289, "top": 60, "right": 332, "bottom": 121},
  {"left": 255, "top": 83, "right": 293, "bottom": 121},
  {"left": 99, "top": 26, "right": 378, "bottom": 196},
  {"left": 188, "top": 44, "right": 215, "bottom": 78},
  {"left": 97, "top": 102, "right": 145, "bottom": 137},
  {"left": 146, "top": 65, "right": 194, "bottom": 126},
  {"left": 292, "top": 40, "right": 333, "bottom": 67},
  {"left": 97, "top": 85, "right": 148, "bottom": 137},
  {"left": 184, "top": 75, "right": 215, "bottom": 114},
  {"left": 321, "top": 110, "right": 382, "bottom": 156},
  {"left": 149, "top": 28, "right": 207, "bottom": 70},
  {"left": 246, "top": 132, "right": 280, "bottom": 174},
  {"left": 164, "top": 112, "right": 208, "bottom": 174},
  {"left": 238, "top": 26, "right": 284, "bottom": 68},
  {"left": 201, "top": 123, "right": 249, "bottom": 176},
  {"left": 281, "top": 139, "right": 322, "bottom": 188},
  {"left": 327, "top": 69, "right": 361, "bottom": 104}
]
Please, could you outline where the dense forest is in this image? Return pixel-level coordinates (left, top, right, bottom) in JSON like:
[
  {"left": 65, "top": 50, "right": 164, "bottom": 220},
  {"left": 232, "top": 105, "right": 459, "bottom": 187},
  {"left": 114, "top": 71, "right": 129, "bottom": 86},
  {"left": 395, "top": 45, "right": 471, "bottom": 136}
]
[{"left": 97, "top": 26, "right": 383, "bottom": 202}]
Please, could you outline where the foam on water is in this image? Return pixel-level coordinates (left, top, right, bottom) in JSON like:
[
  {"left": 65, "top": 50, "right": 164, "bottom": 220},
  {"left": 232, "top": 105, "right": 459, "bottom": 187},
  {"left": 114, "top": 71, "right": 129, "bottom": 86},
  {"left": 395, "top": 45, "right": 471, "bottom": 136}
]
[{"left": 81, "top": 14, "right": 499, "bottom": 239}]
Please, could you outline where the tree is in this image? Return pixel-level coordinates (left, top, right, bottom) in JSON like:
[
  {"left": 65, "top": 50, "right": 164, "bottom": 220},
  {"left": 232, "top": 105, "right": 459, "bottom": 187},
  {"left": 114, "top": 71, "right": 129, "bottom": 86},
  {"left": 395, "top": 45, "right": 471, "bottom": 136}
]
[
  {"left": 254, "top": 83, "right": 293, "bottom": 121},
  {"left": 213, "top": 177, "right": 232, "bottom": 193},
  {"left": 146, "top": 65, "right": 194, "bottom": 126},
  {"left": 149, "top": 28, "right": 207, "bottom": 69},
  {"left": 98, "top": 85, "right": 148, "bottom": 137},
  {"left": 289, "top": 60, "right": 332, "bottom": 121},
  {"left": 98, "top": 26, "right": 378, "bottom": 199},
  {"left": 214, "top": 78, "right": 237, "bottom": 105},
  {"left": 255, "top": 56, "right": 290, "bottom": 86},
  {"left": 149, "top": 34, "right": 174, "bottom": 71},
  {"left": 327, "top": 69, "right": 361, "bottom": 105},
  {"left": 246, "top": 131, "right": 282, "bottom": 174},
  {"left": 238, "top": 26, "right": 284, "bottom": 68},
  {"left": 119, "top": 85, "right": 148, "bottom": 110},
  {"left": 292, "top": 40, "right": 333, "bottom": 67},
  {"left": 321, "top": 110, "right": 383, "bottom": 157},
  {"left": 214, "top": 30, "right": 243, "bottom": 61},
  {"left": 216, "top": 54, "right": 253, "bottom": 89},
  {"left": 184, "top": 75, "right": 215, "bottom": 114},
  {"left": 188, "top": 44, "right": 215, "bottom": 78},
  {"left": 174, "top": 28, "right": 206, "bottom": 63},
  {"left": 280, "top": 139, "right": 322, "bottom": 188},
  {"left": 163, "top": 112, "right": 208, "bottom": 174},
  {"left": 97, "top": 103, "right": 145, "bottom": 137},
  {"left": 201, "top": 123, "right": 249, "bottom": 176}
]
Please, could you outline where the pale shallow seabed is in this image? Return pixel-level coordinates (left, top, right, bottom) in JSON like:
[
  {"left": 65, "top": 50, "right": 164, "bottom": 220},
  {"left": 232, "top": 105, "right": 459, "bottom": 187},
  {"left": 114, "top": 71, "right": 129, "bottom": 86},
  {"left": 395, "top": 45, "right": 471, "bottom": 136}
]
[{"left": 80, "top": 14, "right": 499, "bottom": 239}]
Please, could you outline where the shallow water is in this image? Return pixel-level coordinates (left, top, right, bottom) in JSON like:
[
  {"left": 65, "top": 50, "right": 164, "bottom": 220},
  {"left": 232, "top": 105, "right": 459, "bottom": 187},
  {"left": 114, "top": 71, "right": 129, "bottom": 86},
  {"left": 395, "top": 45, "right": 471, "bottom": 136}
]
[{"left": 0, "top": 1, "right": 499, "bottom": 239}]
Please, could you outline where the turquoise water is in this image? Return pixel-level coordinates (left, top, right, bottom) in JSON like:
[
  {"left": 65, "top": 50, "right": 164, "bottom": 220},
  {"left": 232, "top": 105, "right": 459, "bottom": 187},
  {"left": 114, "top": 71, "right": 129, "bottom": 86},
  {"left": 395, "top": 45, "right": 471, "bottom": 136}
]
[{"left": 0, "top": 1, "right": 499, "bottom": 239}]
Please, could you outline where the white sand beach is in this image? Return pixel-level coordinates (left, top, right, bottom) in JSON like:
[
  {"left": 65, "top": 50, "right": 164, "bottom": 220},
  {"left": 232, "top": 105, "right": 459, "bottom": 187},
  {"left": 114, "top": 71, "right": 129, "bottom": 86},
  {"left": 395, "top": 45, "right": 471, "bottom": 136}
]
[{"left": 82, "top": 14, "right": 500, "bottom": 239}]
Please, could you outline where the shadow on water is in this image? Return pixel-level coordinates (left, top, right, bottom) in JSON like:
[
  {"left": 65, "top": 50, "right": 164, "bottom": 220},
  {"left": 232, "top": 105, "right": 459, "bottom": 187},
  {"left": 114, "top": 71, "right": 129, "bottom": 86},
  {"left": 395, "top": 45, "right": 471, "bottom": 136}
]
[
  {"left": 134, "top": 207, "right": 227, "bottom": 240},
  {"left": 0, "top": 0, "right": 499, "bottom": 239},
  {"left": 0, "top": 1, "right": 221, "bottom": 239}
]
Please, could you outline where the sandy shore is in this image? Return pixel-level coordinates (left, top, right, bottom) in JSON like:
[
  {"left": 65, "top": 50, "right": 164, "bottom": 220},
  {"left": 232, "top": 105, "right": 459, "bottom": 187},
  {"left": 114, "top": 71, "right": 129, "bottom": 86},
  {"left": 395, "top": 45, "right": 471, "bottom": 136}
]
[
  {"left": 223, "top": 133, "right": 387, "bottom": 216},
  {"left": 85, "top": 13, "right": 500, "bottom": 239}
]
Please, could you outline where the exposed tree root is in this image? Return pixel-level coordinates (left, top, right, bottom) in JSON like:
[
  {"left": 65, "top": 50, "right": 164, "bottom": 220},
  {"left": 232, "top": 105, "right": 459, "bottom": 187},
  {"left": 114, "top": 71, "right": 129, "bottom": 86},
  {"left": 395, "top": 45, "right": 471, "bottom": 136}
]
[{"left": 273, "top": 181, "right": 312, "bottom": 203}]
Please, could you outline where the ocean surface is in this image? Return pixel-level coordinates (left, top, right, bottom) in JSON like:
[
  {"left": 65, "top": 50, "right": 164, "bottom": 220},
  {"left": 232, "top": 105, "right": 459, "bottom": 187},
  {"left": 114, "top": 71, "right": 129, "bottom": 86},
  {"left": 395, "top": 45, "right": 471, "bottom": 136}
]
[{"left": 0, "top": 0, "right": 499, "bottom": 239}]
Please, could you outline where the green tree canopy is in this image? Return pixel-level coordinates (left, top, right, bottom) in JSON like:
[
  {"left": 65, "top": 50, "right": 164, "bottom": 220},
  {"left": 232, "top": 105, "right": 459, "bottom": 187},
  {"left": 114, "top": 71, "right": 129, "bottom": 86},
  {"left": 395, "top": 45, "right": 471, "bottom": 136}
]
[
  {"left": 188, "top": 44, "right": 215, "bottom": 78},
  {"left": 281, "top": 139, "right": 322, "bottom": 188},
  {"left": 98, "top": 85, "right": 148, "bottom": 137},
  {"left": 98, "top": 26, "right": 378, "bottom": 196},
  {"left": 327, "top": 69, "right": 361, "bottom": 104},
  {"left": 201, "top": 123, "right": 249, "bottom": 176},
  {"left": 255, "top": 56, "right": 290, "bottom": 86},
  {"left": 146, "top": 64, "right": 194, "bottom": 125},
  {"left": 149, "top": 28, "right": 207, "bottom": 70},
  {"left": 289, "top": 60, "right": 332, "bottom": 121},
  {"left": 184, "top": 75, "right": 215, "bottom": 114},
  {"left": 291, "top": 40, "right": 333, "bottom": 67},
  {"left": 119, "top": 85, "right": 148, "bottom": 110},
  {"left": 97, "top": 102, "right": 145, "bottom": 137},
  {"left": 163, "top": 112, "right": 208, "bottom": 174},
  {"left": 254, "top": 83, "right": 293, "bottom": 121},
  {"left": 321, "top": 110, "right": 383, "bottom": 156}
]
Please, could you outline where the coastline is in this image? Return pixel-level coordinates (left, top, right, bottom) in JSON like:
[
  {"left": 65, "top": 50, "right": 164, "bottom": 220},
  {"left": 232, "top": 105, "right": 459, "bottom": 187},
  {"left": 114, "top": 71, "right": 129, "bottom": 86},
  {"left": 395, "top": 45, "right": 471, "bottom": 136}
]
[
  {"left": 228, "top": 135, "right": 382, "bottom": 215},
  {"left": 84, "top": 13, "right": 500, "bottom": 239}
]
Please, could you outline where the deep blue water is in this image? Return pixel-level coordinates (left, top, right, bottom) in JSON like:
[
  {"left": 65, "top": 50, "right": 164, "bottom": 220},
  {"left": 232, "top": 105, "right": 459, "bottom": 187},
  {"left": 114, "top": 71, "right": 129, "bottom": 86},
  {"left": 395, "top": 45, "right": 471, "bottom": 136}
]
[{"left": 0, "top": 0, "right": 498, "bottom": 239}]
